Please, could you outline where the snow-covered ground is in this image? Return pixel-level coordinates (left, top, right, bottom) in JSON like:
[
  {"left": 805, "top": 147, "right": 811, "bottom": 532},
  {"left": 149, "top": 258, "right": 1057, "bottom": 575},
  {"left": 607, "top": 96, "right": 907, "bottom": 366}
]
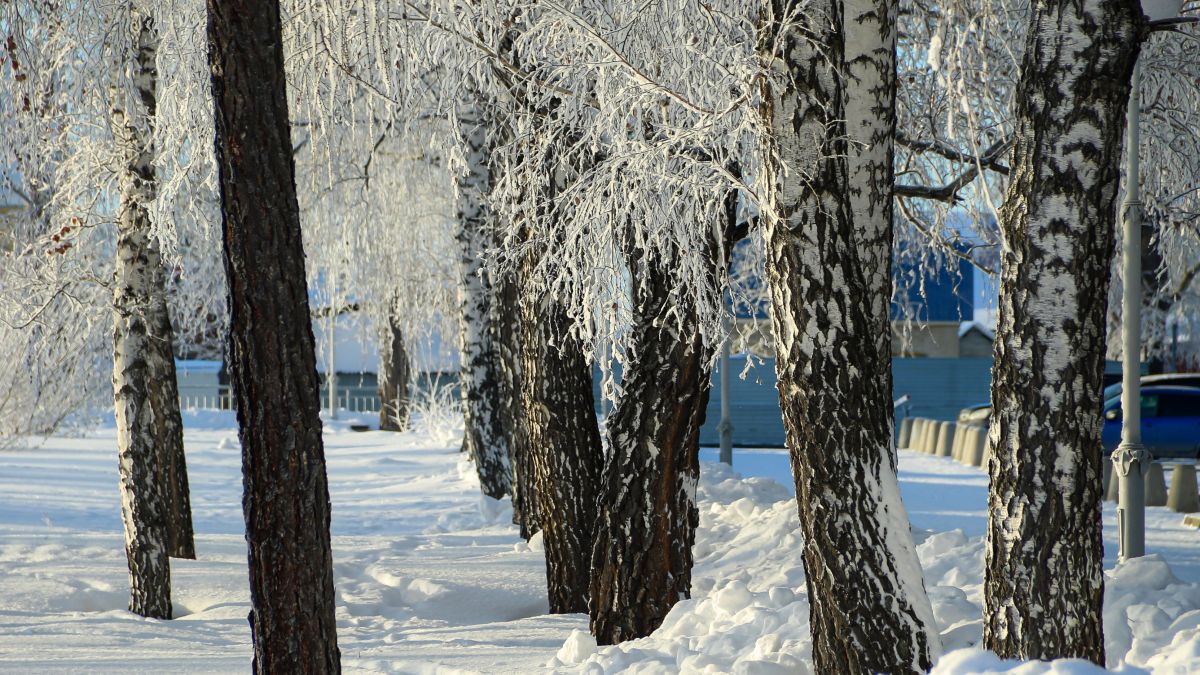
[{"left": 3, "top": 414, "right": 1200, "bottom": 673}]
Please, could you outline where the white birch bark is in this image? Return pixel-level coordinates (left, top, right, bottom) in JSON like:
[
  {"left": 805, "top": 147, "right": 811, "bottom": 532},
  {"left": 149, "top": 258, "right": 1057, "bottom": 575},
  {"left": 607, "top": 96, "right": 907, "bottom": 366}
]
[
  {"left": 984, "top": 0, "right": 1143, "bottom": 663},
  {"left": 760, "top": 0, "right": 937, "bottom": 670},
  {"left": 110, "top": 6, "right": 174, "bottom": 618},
  {"left": 455, "top": 101, "right": 511, "bottom": 499}
]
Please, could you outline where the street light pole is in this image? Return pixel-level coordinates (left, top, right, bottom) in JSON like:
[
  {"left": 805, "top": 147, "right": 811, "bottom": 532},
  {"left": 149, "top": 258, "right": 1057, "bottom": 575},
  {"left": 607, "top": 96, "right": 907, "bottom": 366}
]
[
  {"left": 1111, "top": 0, "right": 1194, "bottom": 561},
  {"left": 718, "top": 316, "right": 733, "bottom": 465},
  {"left": 1114, "top": 58, "right": 1149, "bottom": 561}
]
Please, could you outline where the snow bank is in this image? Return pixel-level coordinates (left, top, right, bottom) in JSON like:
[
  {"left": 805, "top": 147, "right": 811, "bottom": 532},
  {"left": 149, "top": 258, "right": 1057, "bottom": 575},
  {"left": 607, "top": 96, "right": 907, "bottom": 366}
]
[{"left": 554, "top": 462, "right": 1200, "bottom": 674}]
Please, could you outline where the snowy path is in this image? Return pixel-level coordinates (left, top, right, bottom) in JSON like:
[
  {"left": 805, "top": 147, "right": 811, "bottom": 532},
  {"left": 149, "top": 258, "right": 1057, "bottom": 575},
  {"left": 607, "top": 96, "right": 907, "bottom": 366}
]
[
  {"left": 0, "top": 412, "right": 578, "bottom": 673},
  {"left": 4, "top": 416, "right": 1200, "bottom": 672}
]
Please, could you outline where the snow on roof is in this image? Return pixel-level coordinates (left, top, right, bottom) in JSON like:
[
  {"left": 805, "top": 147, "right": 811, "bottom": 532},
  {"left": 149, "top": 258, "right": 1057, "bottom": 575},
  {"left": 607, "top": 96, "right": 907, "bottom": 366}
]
[{"left": 958, "top": 320, "right": 995, "bottom": 341}]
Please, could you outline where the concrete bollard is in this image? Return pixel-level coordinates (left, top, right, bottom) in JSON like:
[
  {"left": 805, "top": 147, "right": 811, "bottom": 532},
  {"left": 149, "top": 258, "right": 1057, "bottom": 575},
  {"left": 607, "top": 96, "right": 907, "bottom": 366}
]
[
  {"left": 1106, "top": 458, "right": 1122, "bottom": 502},
  {"left": 907, "top": 418, "right": 921, "bottom": 452},
  {"left": 960, "top": 425, "right": 979, "bottom": 461},
  {"left": 1146, "top": 462, "right": 1168, "bottom": 507},
  {"left": 918, "top": 419, "right": 934, "bottom": 454},
  {"left": 951, "top": 424, "right": 966, "bottom": 462},
  {"left": 1168, "top": 464, "right": 1200, "bottom": 513},
  {"left": 967, "top": 427, "right": 987, "bottom": 467},
  {"left": 899, "top": 417, "right": 914, "bottom": 450},
  {"left": 909, "top": 419, "right": 924, "bottom": 453},
  {"left": 936, "top": 421, "right": 955, "bottom": 458},
  {"left": 925, "top": 420, "right": 939, "bottom": 454}
]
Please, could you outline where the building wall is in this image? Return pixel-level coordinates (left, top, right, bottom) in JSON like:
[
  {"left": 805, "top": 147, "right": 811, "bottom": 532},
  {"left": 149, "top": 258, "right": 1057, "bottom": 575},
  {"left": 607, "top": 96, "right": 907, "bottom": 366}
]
[
  {"left": 959, "top": 329, "right": 995, "bottom": 358},
  {"left": 891, "top": 321, "right": 961, "bottom": 357},
  {"left": 593, "top": 356, "right": 996, "bottom": 448}
]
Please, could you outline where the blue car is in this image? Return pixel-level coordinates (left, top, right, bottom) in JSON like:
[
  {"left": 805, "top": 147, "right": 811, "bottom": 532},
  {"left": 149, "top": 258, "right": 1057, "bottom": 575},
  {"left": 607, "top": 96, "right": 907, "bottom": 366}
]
[{"left": 1102, "top": 386, "right": 1200, "bottom": 459}]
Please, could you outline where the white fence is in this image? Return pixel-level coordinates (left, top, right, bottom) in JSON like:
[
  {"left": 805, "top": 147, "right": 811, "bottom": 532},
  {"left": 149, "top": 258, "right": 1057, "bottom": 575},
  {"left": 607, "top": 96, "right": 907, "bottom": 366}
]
[{"left": 178, "top": 387, "right": 381, "bottom": 414}]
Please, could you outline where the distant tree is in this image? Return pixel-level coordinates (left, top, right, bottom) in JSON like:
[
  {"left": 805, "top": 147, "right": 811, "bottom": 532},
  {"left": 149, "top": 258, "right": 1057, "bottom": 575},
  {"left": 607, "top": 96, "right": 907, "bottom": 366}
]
[
  {"left": 206, "top": 0, "right": 341, "bottom": 670},
  {"left": 378, "top": 295, "right": 412, "bottom": 431},
  {"left": 454, "top": 96, "right": 513, "bottom": 499}
]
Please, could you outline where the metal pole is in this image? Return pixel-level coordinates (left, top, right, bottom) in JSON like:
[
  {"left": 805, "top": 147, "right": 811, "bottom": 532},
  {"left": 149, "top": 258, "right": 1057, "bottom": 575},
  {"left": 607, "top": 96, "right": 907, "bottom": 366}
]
[
  {"left": 328, "top": 308, "right": 338, "bottom": 420},
  {"left": 1114, "top": 59, "right": 1149, "bottom": 561},
  {"left": 718, "top": 320, "right": 733, "bottom": 465}
]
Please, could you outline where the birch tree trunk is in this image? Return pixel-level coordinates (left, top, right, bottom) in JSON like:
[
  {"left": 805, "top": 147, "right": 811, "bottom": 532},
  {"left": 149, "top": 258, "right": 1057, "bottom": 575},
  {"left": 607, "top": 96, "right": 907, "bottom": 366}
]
[
  {"left": 759, "top": 1, "right": 938, "bottom": 670},
  {"left": 588, "top": 249, "right": 712, "bottom": 643},
  {"left": 111, "top": 7, "right": 197, "bottom": 619},
  {"left": 378, "top": 301, "right": 411, "bottom": 432},
  {"left": 455, "top": 104, "right": 511, "bottom": 499},
  {"left": 984, "top": 3, "right": 1142, "bottom": 663},
  {"left": 207, "top": 0, "right": 341, "bottom": 670},
  {"left": 113, "top": 7, "right": 194, "bottom": 563},
  {"left": 146, "top": 284, "right": 194, "bottom": 561}
]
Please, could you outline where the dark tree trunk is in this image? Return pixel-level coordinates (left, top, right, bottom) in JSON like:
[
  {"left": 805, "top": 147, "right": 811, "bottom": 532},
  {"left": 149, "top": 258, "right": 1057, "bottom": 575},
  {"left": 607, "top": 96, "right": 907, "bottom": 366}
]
[
  {"left": 147, "top": 289, "right": 195, "bottom": 561},
  {"left": 514, "top": 142, "right": 602, "bottom": 607},
  {"left": 495, "top": 266, "right": 538, "bottom": 538},
  {"left": 520, "top": 268, "right": 603, "bottom": 613},
  {"left": 759, "top": 1, "right": 938, "bottom": 671},
  {"left": 984, "top": 3, "right": 1143, "bottom": 664},
  {"left": 588, "top": 249, "right": 712, "bottom": 643},
  {"left": 378, "top": 303, "right": 411, "bottom": 432},
  {"left": 455, "top": 103, "right": 511, "bottom": 499},
  {"left": 206, "top": 1, "right": 341, "bottom": 672}
]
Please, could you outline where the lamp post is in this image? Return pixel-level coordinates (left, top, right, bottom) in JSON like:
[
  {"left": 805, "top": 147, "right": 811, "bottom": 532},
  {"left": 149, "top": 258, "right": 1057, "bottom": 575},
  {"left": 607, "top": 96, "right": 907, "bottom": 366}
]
[
  {"left": 718, "top": 315, "right": 734, "bottom": 465},
  {"left": 1113, "top": 0, "right": 1192, "bottom": 561}
]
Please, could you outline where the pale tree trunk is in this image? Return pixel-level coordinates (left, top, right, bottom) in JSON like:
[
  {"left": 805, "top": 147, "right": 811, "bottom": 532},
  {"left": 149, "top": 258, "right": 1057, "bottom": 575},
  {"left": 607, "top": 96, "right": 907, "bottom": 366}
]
[
  {"left": 760, "top": 0, "right": 938, "bottom": 671},
  {"left": 110, "top": 8, "right": 190, "bottom": 619},
  {"left": 378, "top": 301, "right": 411, "bottom": 432},
  {"left": 589, "top": 248, "right": 713, "bottom": 643},
  {"left": 984, "top": 3, "right": 1142, "bottom": 664},
  {"left": 112, "top": 7, "right": 194, "bottom": 564},
  {"left": 455, "top": 103, "right": 511, "bottom": 499},
  {"left": 207, "top": 0, "right": 341, "bottom": 670}
]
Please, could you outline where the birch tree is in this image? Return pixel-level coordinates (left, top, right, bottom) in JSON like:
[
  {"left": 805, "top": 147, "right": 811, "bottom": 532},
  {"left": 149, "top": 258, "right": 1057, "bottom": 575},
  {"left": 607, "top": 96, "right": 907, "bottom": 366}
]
[
  {"left": 0, "top": 0, "right": 215, "bottom": 616},
  {"left": 758, "top": 0, "right": 940, "bottom": 670},
  {"left": 983, "top": 2, "right": 1143, "bottom": 664},
  {"left": 109, "top": 3, "right": 195, "bottom": 568}
]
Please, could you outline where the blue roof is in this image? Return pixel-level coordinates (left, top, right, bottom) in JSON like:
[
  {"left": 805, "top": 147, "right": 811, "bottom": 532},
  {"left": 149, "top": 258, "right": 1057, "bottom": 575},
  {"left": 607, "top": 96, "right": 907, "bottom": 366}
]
[
  {"left": 729, "top": 239, "right": 975, "bottom": 323},
  {"left": 892, "top": 255, "right": 973, "bottom": 322}
]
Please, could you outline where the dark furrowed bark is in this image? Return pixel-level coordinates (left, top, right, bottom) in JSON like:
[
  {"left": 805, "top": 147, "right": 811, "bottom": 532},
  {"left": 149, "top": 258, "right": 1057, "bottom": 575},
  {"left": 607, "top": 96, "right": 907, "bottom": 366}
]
[
  {"left": 496, "top": 265, "right": 538, "bottom": 538},
  {"left": 379, "top": 303, "right": 412, "bottom": 432},
  {"left": 520, "top": 256, "right": 603, "bottom": 612},
  {"left": 984, "top": 2, "right": 1143, "bottom": 664},
  {"left": 147, "top": 293, "right": 195, "bottom": 561},
  {"left": 588, "top": 251, "right": 712, "bottom": 644},
  {"left": 761, "top": 0, "right": 938, "bottom": 671},
  {"left": 206, "top": 0, "right": 341, "bottom": 671}
]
